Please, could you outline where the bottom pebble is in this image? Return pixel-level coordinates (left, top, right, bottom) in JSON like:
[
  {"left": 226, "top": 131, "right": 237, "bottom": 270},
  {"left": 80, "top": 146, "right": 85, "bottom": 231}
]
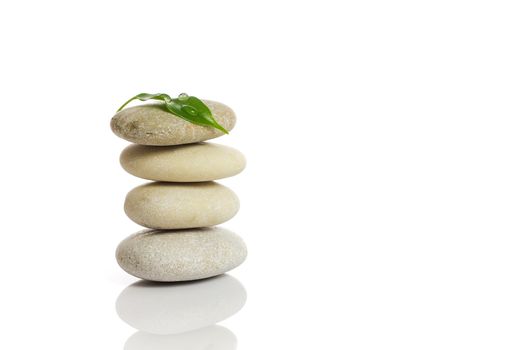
[{"left": 116, "top": 227, "right": 247, "bottom": 282}]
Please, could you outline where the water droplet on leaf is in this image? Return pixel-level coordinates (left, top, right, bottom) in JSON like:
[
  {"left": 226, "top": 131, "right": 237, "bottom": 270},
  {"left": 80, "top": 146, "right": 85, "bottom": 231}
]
[{"left": 182, "top": 105, "right": 198, "bottom": 116}]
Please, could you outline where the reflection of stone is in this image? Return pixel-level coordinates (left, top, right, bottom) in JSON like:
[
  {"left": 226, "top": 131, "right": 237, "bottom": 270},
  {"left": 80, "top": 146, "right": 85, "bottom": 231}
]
[
  {"left": 124, "top": 326, "right": 237, "bottom": 350},
  {"left": 116, "top": 274, "right": 246, "bottom": 334}
]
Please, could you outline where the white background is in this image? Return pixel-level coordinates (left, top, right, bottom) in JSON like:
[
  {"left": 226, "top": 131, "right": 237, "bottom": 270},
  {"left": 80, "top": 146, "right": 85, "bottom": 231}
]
[{"left": 1, "top": 1, "right": 524, "bottom": 349}]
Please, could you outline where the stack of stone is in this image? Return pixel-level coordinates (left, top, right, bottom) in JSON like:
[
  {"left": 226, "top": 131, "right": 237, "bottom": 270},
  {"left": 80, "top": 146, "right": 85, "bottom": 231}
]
[{"left": 110, "top": 99, "right": 247, "bottom": 282}]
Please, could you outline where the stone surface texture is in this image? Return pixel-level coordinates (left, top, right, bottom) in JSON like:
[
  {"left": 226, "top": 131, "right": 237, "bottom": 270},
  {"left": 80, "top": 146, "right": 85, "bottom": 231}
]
[
  {"left": 124, "top": 182, "right": 239, "bottom": 229},
  {"left": 116, "top": 228, "right": 247, "bottom": 282},
  {"left": 110, "top": 100, "right": 236, "bottom": 146},
  {"left": 120, "top": 142, "right": 246, "bottom": 182}
]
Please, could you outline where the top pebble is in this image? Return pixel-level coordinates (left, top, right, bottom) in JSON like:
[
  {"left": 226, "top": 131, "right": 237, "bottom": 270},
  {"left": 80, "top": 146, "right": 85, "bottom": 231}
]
[{"left": 110, "top": 100, "right": 236, "bottom": 146}]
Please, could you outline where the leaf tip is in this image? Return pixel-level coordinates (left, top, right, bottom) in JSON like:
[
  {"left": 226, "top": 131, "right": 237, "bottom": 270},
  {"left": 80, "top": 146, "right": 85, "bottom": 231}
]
[{"left": 215, "top": 124, "right": 229, "bottom": 134}]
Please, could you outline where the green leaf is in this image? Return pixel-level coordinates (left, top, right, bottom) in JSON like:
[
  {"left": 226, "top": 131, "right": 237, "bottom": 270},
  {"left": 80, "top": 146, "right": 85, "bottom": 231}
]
[
  {"left": 116, "top": 92, "right": 228, "bottom": 134},
  {"left": 117, "top": 93, "right": 171, "bottom": 112},
  {"left": 167, "top": 95, "right": 229, "bottom": 134}
]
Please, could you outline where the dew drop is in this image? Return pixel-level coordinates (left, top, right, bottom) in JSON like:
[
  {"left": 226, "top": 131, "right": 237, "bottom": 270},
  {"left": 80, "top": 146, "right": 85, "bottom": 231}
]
[{"left": 182, "top": 105, "right": 198, "bottom": 116}]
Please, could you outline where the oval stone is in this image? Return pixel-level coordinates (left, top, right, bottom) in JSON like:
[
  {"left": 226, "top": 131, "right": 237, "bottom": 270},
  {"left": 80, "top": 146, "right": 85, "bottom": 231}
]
[
  {"left": 120, "top": 142, "right": 246, "bottom": 182},
  {"left": 110, "top": 100, "right": 236, "bottom": 146},
  {"left": 117, "top": 274, "right": 246, "bottom": 334},
  {"left": 116, "top": 228, "right": 248, "bottom": 282},
  {"left": 124, "top": 182, "right": 239, "bottom": 229}
]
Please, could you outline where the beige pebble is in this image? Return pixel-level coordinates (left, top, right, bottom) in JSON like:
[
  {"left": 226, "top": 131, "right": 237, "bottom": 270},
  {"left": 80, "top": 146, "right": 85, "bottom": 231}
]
[
  {"left": 110, "top": 100, "right": 236, "bottom": 146},
  {"left": 120, "top": 142, "right": 246, "bottom": 182},
  {"left": 124, "top": 182, "right": 239, "bottom": 229},
  {"left": 116, "top": 228, "right": 247, "bottom": 282}
]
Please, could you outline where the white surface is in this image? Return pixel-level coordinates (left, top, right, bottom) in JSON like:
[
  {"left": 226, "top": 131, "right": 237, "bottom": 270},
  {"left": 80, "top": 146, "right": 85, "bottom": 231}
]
[{"left": 1, "top": 1, "right": 524, "bottom": 349}]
